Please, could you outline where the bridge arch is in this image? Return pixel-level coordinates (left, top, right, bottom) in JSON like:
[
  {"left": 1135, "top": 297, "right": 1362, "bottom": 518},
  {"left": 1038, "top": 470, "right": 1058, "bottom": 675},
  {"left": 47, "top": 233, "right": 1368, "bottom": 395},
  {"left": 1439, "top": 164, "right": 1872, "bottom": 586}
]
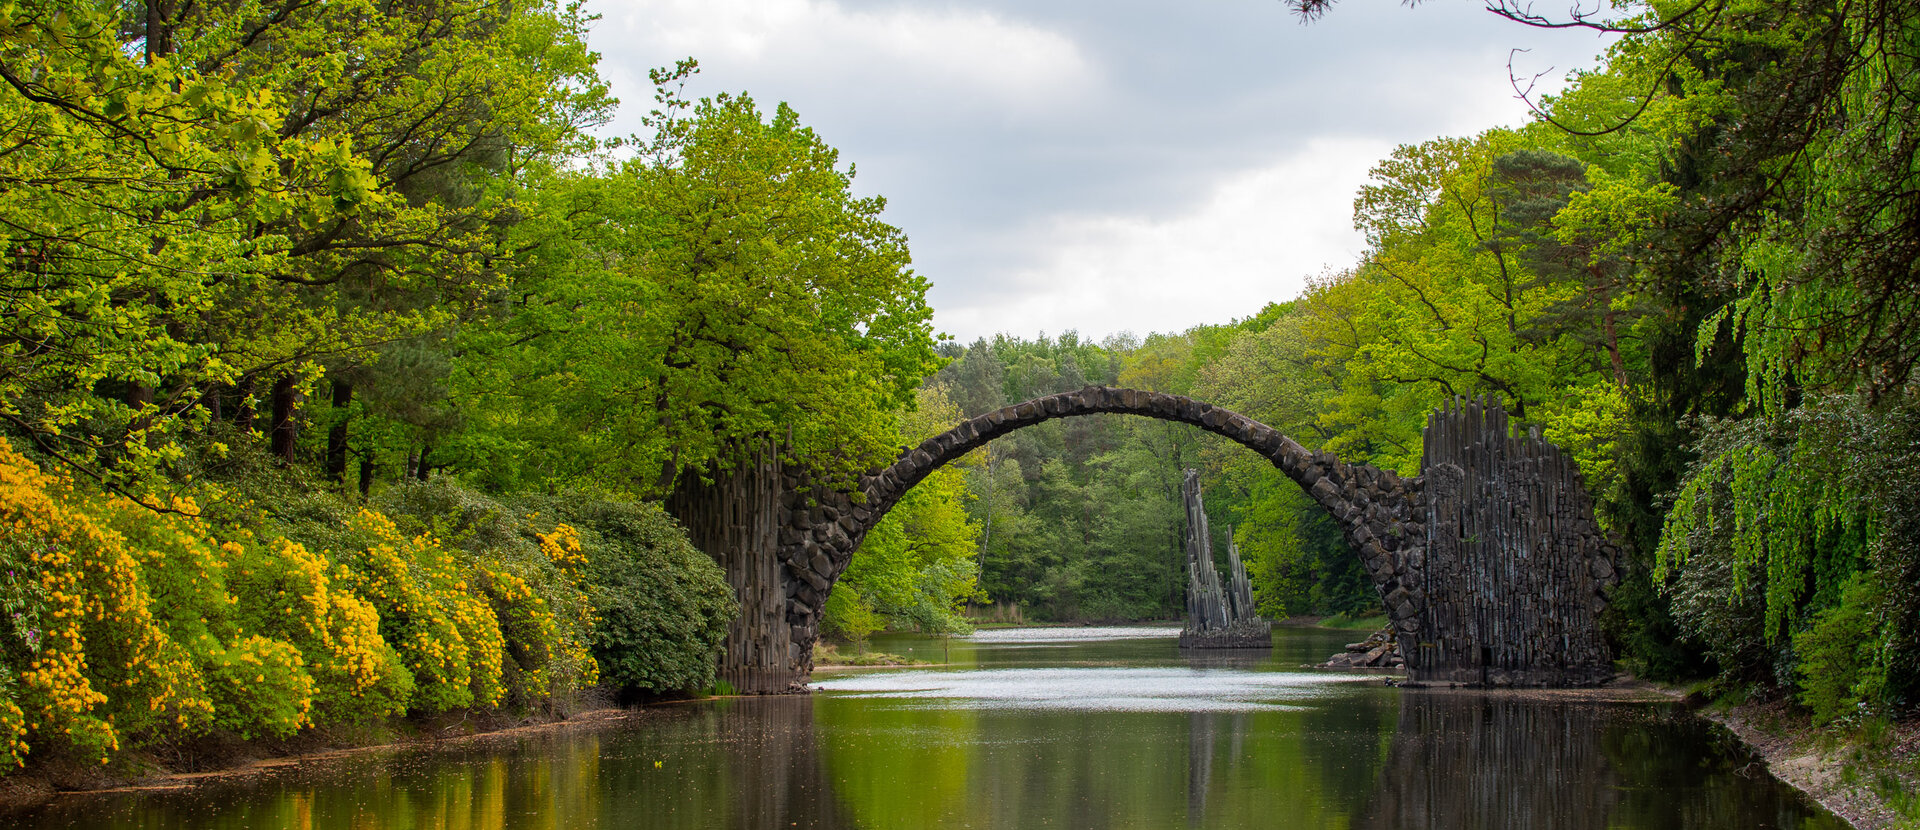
[{"left": 668, "top": 386, "right": 1617, "bottom": 694}]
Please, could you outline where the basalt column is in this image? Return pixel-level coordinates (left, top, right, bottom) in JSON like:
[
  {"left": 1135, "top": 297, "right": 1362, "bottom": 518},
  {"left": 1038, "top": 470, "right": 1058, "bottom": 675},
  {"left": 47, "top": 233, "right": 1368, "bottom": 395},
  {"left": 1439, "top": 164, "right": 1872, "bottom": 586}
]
[
  {"left": 1410, "top": 396, "right": 1619, "bottom": 686},
  {"left": 665, "top": 442, "right": 805, "bottom": 694},
  {"left": 1178, "top": 469, "right": 1271, "bottom": 649}
]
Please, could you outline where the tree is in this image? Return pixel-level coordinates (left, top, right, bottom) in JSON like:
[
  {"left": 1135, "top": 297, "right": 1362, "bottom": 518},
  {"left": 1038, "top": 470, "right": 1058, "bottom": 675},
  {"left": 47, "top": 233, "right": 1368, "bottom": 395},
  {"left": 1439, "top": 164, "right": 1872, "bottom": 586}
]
[
  {"left": 454, "top": 75, "right": 941, "bottom": 494},
  {"left": 0, "top": 0, "right": 609, "bottom": 495},
  {"left": 831, "top": 387, "right": 984, "bottom": 637}
]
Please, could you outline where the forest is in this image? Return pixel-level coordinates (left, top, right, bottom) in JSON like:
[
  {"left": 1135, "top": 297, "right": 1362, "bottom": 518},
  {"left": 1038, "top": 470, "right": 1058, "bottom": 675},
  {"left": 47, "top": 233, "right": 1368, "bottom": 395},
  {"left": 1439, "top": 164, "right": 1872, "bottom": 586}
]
[{"left": 0, "top": 0, "right": 1916, "bottom": 776}]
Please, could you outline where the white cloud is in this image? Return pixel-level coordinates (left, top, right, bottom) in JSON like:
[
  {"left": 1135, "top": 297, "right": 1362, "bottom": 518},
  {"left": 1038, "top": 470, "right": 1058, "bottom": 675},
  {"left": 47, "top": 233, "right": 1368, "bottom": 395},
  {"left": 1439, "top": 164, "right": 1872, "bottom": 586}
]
[
  {"left": 594, "top": 0, "right": 1100, "bottom": 125},
  {"left": 933, "top": 136, "right": 1389, "bottom": 343},
  {"left": 585, "top": 1, "right": 1617, "bottom": 344}
]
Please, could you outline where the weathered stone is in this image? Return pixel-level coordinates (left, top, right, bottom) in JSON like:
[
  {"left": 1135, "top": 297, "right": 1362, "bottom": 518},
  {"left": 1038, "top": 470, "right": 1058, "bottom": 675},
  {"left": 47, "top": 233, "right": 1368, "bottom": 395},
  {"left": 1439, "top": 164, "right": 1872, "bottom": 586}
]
[
  {"left": 694, "top": 387, "right": 1615, "bottom": 695},
  {"left": 1310, "top": 478, "right": 1340, "bottom": 502}
]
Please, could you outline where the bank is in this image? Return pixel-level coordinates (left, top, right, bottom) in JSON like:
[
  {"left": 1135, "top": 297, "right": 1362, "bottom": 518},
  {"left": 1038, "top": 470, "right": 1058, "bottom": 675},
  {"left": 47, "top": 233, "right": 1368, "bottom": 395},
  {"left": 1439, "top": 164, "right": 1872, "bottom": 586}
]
[{"left": 1696, "top": 700, "right": 1919, "bottom": 830}]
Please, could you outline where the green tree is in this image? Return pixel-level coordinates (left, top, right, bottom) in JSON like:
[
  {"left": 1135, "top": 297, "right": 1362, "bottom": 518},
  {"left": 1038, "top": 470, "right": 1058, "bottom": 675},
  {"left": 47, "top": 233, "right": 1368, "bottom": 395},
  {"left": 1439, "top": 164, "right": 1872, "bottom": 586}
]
[
  {"left": 455, "top": 74, "right": 940, "bottom": 494},
  {"left": 831, "top": 387, "right": 984, "bottom": 637},
  {"left": 0, "top": 0, "right": 609, "bottom": 495}
]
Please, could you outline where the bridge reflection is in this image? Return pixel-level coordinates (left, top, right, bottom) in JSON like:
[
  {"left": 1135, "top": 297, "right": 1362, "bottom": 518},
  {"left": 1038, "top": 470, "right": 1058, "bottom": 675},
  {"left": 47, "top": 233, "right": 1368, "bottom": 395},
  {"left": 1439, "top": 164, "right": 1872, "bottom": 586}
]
[{"left": 13, "top": 688, "right": 1838, "bottom": 830}]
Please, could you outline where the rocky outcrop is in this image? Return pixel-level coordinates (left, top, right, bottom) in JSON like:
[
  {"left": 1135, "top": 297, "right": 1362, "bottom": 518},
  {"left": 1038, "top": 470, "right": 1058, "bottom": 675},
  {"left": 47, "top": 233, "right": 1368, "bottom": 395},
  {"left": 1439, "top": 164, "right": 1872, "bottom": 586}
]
[{"left": 1178, "top": 469, "right": 1271, "bottom": 649}]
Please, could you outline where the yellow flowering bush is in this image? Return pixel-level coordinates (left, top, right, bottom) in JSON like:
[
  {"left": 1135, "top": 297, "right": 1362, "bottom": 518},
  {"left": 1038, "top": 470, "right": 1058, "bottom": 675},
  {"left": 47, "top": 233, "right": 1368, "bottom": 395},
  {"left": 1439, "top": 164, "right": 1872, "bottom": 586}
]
[
  {"left": 0, "top": 439, "right": 205, "bottom": 765},
  {"left": 200, "top": 634, "right": 313, "bottom": 740},
  {"left": 481, "top": 523, "right": 599, "bottom": 706},
  {"left": 225, "top": 538, "right": 412, "bottom": 725},
  {"left": 0, "top": 441, "right": 654, "bottom": 772},
  {"left": 369, "top": 483, "right": 600, "bottom": 711},
  {"left": 334, "top": 510, "right": 505, "bottom": 713}
]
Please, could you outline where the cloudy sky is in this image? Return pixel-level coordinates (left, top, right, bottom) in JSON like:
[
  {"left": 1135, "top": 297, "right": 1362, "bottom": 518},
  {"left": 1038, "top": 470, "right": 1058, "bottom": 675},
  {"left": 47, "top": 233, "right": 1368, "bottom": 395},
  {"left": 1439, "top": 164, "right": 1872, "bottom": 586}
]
[{"left": 586, "top": 1, "right": 1614, "bottom": 344}]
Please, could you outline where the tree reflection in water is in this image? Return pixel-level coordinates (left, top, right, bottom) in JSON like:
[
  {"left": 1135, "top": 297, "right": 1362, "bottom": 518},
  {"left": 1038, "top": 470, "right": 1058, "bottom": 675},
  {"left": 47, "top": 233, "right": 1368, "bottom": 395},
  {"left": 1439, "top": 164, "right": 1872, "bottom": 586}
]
[{"left": 5, "top": 680, "right": 1846, "bottom": 829}]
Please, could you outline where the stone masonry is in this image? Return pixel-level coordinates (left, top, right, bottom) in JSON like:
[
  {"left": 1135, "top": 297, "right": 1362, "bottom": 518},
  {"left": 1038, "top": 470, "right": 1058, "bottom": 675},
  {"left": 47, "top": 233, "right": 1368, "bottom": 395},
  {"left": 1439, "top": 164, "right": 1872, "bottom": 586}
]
[{"left": 668, "top": 386, "right": 1619, "bottom": 692}]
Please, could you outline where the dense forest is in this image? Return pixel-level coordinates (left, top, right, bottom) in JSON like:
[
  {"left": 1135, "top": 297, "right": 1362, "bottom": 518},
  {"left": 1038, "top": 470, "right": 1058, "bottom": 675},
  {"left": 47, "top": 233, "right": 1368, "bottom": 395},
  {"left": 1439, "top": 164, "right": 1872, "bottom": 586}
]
[{"left": 0, "top": 0, "right": 1916, "bottom": 777}]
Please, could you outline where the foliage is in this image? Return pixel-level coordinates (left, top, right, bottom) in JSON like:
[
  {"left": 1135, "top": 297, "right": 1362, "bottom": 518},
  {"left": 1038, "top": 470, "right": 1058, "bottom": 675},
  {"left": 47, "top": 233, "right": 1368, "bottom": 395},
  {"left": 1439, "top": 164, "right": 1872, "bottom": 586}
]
[
  {"left": 0, "top": 434, "right": 688, "bottom": 771},
  {"left": 330, "top": 509, "right": 506, "bottom": 713},
  {"left": 831, "top": 387, "right": 983, "bottom": 637},
  {"left": 370, "top": 481, "right": 600, "bottom": 709},
  {"left": 517, "top": 495, "right": 734, "bottom": 695},
  {"left": 454, "top": 73, "right": 940, "bottom": 494},
  {"left": 0, "top": 0, "right": 608, "bottom": 494},
  {"left": 1794, "top": 573, "right": 1888, "bottom": 725},
  {"left": 223, "top": 537, "right": 412, "bottom": 726}
]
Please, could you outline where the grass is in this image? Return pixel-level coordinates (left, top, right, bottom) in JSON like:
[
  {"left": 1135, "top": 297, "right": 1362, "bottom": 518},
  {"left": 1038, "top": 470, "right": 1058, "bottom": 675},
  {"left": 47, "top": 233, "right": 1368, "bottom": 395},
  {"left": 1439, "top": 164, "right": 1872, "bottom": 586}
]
[
  {"left": 812, "top": 642, "right": 931, "bottom": 667},
  {"left": 1317, "top": 612, "right": 1389, "bottom": 630}
]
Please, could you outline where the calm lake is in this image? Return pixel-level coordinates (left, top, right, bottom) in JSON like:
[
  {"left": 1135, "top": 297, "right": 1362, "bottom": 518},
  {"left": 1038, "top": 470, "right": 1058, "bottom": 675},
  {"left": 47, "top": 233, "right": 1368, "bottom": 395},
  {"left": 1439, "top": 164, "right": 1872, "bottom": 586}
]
[{"left": 4, "top": 626, "right": 1844, "bottom": 830}]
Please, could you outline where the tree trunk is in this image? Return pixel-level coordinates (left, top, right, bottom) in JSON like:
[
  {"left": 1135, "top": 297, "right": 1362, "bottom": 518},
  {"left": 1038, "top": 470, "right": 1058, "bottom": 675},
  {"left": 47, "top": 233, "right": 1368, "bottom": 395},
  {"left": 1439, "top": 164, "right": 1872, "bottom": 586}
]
[
  {"left": 359, "top": 450, "right": 375, "bottom": 499},
  {"left": 325, "top": 378, "right": 353, "bottom": 483},
  {"left": 415, "top": 442, "right": 431, "bottom": 481},
  {"left": 1591, "top": 265, "right": 1629, "bottom": 391},
  {"left": 234, "top": 375, "right": 256, "bottom": 433},
  {"left": 269, "top": 373, "right": 298, "bottom": 464},
  {"left": 144, "top": 1, "right": 173, "bottom": 65}
]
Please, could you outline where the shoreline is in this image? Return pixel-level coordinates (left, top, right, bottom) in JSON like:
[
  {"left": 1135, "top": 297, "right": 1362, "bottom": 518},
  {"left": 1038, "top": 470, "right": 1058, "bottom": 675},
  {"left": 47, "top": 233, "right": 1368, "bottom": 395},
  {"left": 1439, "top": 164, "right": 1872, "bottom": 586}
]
[
  {"left": 0, "top": 704, "right": 648, "bottom": 813},
  {"left": 1691, "top": 701, "right": 1917, "bottom": 830}
]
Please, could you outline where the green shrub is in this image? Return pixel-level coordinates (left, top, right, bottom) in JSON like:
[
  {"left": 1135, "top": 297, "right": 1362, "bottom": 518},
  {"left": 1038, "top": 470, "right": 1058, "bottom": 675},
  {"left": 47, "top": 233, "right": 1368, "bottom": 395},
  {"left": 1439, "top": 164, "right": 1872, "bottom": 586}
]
[
  {"left": 822, "top": 583, "right": 884, "bottom": 644},
  {"left": 1794, "top": 572, "right": 1888, "bottom": 725},
  {"left": 521, "top": 495, "right": 734, "bottom": 694}
]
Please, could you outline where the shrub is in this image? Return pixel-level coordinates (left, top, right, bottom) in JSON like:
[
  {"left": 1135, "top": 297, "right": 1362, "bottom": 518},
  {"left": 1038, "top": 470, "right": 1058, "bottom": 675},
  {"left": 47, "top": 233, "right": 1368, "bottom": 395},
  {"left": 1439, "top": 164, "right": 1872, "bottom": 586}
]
[
  {"left": 521, "top": 495, "right": 733, "bottom": 694},
  {"left": 822, "top": 583, "right": 884, "bottom": 644},
  {"left": 1794, "top": 572, "right": 1888, "bottom": 725},
  {"left": 374, "top": 480, "right": 599, "bottom": 710},
  {"left": 225, "top": 538, "right": 412, "bottom": 725},
  {"left": 332, "top": 509, "right": 505, "bottom": 713}
]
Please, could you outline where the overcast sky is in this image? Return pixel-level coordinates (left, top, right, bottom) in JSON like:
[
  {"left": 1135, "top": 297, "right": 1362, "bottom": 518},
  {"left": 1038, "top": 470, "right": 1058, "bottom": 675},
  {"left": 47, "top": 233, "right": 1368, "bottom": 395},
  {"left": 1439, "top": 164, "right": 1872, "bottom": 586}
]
[{"left": 586, "top": 0, "right": 1614, "bottom": 344}]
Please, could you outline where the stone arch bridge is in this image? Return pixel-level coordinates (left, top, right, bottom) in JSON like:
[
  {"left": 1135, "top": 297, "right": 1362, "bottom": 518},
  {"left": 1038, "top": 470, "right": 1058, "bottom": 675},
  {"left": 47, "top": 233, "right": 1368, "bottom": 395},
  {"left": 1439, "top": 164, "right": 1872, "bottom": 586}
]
[{"left": 666, "top": 386, "right": 1619, "bottom": 693}]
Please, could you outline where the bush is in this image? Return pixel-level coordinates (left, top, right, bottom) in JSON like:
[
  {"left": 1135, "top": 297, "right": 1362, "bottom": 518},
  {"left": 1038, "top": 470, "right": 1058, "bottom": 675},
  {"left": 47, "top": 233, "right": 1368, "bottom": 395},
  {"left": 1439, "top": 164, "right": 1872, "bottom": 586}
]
[
  {"left": 822, "top": 584, "right": 884, "bottom": 644},
  {"left": 332, "top": 509, "right": 506, "bottom": 713},
  {"left": 0, "top": 443, "right": 197, "bottom": 764},
  {"left": 521, "top": 495, "right": 733, "bottom": 694},
  {"left": 225, "top": 538, "right": 412, "bottom": 726},
  {"left": 1795, "top": 573, "right": 1888, "bottom": 725},
  {"left": 372, "top": 481, "right": 599, "bottom": 710}
]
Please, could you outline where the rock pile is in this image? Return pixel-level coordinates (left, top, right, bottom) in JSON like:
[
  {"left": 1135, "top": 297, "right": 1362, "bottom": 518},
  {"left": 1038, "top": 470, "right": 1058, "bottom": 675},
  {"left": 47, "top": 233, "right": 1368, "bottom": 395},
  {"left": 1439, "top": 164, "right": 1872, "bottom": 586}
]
[{"left": 1322, "top": 628, "right": 1405, "bottom": 669}]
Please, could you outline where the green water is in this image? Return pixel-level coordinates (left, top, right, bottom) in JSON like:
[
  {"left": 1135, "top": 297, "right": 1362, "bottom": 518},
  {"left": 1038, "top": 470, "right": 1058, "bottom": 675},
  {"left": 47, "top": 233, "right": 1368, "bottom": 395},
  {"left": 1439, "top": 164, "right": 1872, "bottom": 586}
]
[{"left": 3, "top": 627, "right": 1845, "bottom": 829}]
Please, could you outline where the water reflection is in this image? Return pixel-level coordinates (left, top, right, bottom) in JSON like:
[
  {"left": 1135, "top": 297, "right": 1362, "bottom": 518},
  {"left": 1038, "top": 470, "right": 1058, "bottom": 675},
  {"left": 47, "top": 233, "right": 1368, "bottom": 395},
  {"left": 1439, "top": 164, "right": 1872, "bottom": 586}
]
[
  {"left": 4, "top": 630, "right": 1846, "bottom": 830},
  {"left": 1356, "top": 696, "right": 1621, "bottom": 830},
  {"left": 1352, "top": 694, "right": 1845, "bottom": 830}
]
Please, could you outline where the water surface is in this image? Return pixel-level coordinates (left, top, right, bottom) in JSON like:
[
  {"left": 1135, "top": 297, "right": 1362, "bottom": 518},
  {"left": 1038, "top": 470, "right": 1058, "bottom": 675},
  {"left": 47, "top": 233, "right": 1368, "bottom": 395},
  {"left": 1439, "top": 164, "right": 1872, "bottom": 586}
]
[{"left": 3, "top": 626, "right": 1844, "bottom": 829}]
